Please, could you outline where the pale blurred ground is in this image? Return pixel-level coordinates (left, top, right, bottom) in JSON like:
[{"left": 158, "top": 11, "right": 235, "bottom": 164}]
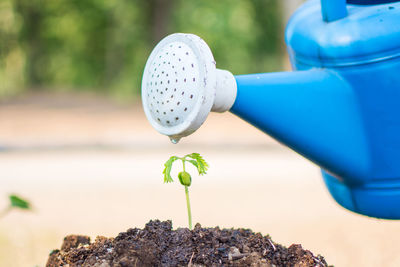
[{"left": 1, "top": 92, "right": 400, "bottom": 267}]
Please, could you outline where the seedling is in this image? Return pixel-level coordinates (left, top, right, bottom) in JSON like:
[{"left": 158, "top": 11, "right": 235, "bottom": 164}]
[
  {"left": 0, "top": 194, "right": 31, "bottom": 219},
  {"left": 163, "top": 153, "right": 209, "bottom": 230}
]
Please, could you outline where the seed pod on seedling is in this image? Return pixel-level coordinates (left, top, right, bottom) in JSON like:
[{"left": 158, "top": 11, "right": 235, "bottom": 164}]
[
  {"left": 162, "top": 153, "right": 209, "bottom": 230},
  {"left": 178, "top": 171, "right": 192, "bottom": 186}
]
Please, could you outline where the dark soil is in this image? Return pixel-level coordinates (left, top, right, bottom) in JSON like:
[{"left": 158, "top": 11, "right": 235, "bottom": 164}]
[{"left": 46, "top": 220, "right": 330, "bottom": 267}]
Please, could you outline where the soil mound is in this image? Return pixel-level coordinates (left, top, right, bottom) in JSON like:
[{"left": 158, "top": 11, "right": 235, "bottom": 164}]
[{"left": 46, "top": 220, "right": 329, "bottom": 267}]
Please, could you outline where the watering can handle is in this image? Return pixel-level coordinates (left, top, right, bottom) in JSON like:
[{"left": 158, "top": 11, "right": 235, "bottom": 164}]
[{"left": 321, "top": 0, "right": 348, "bottom": 22}]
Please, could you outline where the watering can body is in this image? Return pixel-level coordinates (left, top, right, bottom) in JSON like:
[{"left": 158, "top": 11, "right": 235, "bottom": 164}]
[{"left": 231, "top": 0, "right": 400, "bottom": 219}]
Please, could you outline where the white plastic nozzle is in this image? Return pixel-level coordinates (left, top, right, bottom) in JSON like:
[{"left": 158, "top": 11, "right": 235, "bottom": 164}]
[
  {"left": 141, "top": 33, "right": 237, "bottom": 142},
  {"left": 213, "top": 69, "right": 237, "bottom": 113}
]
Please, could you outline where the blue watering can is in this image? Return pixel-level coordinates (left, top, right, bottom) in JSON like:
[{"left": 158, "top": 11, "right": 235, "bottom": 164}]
[{"left": 141, "top": 0, "right": 400, "bottom": 219}]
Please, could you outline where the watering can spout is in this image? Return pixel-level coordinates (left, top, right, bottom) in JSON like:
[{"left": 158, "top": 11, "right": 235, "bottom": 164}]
[
  {"left": 230, "top": 69, "right": 369, "bottom": 182},
  {"left": 141, "top": 32, "right": 370, "bottom": 182}
]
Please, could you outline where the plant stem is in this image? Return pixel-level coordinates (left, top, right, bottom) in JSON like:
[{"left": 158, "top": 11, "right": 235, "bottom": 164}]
[
  {"left": 185, "top": 186, "right": 192, "bottom": 230},
  {"left": 0, "top": 206, "right": 12, "bottom": 219}
]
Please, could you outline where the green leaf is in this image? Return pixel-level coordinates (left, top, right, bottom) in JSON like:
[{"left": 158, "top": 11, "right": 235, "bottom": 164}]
[
  {"left": 186, "top": 153, "right": 209, "bottom": 175},
  {"left": 187, "top": 160, "right": 198, "bottom": 169},
  {"left": 162, "top": 156, "right": 178, "bottom": 183},
  {"left": 9, "top": 195, "right": 30, "bottom": 210}
]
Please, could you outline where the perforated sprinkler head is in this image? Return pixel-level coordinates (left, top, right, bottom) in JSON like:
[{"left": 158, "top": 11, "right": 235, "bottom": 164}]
[{"left": 141, "top": 33, "right": 237, "bottom": 143}]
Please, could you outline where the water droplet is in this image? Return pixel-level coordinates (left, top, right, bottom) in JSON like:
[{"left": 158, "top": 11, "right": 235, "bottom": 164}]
[{"left": 170, "top": 137, "right": 181, "bottom": 144}]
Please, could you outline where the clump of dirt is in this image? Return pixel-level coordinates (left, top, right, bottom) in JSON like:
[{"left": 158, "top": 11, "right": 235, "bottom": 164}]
[{"left": 47, "top": 220, "right": 329, "bottom": 267}]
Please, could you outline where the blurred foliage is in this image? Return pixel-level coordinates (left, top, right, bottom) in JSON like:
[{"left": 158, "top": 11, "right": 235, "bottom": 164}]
[
  {"left": 0, "top": 194, "right": 31, "bottom": 219},
  {"left": 0, "top": 0, "right": 284, "bottom": 99},
  {"left": 8, "top": 194, "right": 30, "bottom": 210}
]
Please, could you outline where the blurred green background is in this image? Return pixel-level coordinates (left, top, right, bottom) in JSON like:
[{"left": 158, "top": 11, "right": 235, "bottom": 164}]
[{"left": 0, "top": 0, "right": 284, "bottom": 100}]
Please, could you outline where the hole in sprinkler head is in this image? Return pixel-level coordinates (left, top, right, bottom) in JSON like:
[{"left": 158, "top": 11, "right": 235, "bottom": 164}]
[
  {"left": 175, "top": 117, "right": 179, "bottom": 120},
  {"left": 193, "top": 78, "right": 195, "bottom": 82},
  {"left": 163, "top": 112, "right": 166, "bottom": 115},
  {"left": 157, "top": 118, "right": 161, "bottom": 121},
  {"left": 174, "top": 88, "right": 177, "bottom": 92},
  {"left": 171, "top": 95, "right": 174, "bottom": 98},
  {"left": 182, "top": 92, "right": 184, "bottom": 95},
  {"left": 191, "top": 64, "right": 194, "bottom": 68},
  {"left": 184, "top": 79, "right": 186, "bottom": 82},
  {"left": 184, "top": 107, "right": 187, "bottom": 111},
  {"left": 171, "top": 109, "right": 174, "bottom": 112},
  {"left": 177, "top": 102, "right": 180, "bottom": 105},
  {"left": 182, "top": 67, "right": 185, "bottom": 71},
  {"left": 186, "top": 52, "right": 189, "bottom": 55},
  {"left": 190, "top": 95, "right": 193, "bottom": 99},
  {"left": 166, "top": 120, "right": 170, "bottom": 124}
]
